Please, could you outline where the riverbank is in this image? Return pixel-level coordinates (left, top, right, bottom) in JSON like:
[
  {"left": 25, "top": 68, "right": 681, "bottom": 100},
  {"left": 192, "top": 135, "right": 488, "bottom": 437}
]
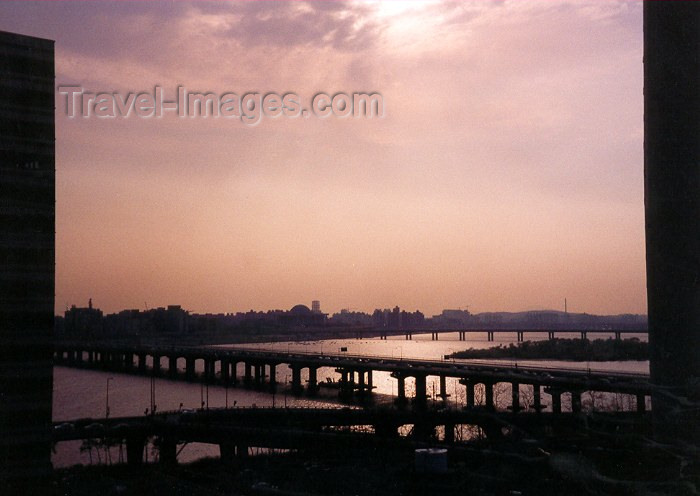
[{"left": 446, "top": 338, "right": 647, "bottom": 361}]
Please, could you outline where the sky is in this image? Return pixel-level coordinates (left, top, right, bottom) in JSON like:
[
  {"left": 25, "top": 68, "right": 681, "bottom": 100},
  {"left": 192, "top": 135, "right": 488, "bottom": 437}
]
[{"left": 0, "top": 0, "right": 646, "bottom": 317}]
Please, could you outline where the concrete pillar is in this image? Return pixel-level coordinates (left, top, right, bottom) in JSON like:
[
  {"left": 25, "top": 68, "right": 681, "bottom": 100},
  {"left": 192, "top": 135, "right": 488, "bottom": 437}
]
[
  {"left": 444, "top": 423, "right": 455, "bottom": 444},
  {"left": 396, "top": 375, "right": 406, "bottom": 405},
  {"left": 237, "top": 445, "right": 248, "bottom": 460},
  {"left": 221, "top": 359, "right": 230, "bottom": 384},
  {"left": 244, "top": 362, "right": 252, "bottom": 387},
  {"left": 152, "top": 355, "right": 161, "bottom": 376},
  {"left": 185, "top": 358, "right": 195, "bottom": 381},
  {"left": 571, "top": 391, "right": 582, "bottom": 413},
  {"left": 581, "top": 331, "right": 587, "bottom": 340},
  {"left": 484, "top": 382, "right": 494, "bottom": 410},
  {"left": 125, "top": 437, "right": 144, "bottom": 466},
  {"left": 550, "top": 389, "right": 562, "bottom": 414},
  {"left": 511, "top": 382, "right": 520, "bottom": 413},
  {"left": 517, "top": 331, "right": 524, "bottom": 342},
  {"left": 291, "top": 366, "right": 303, "bottom": 396},
  {"left": 169, "top": 356, "right": 178, "bottom": 378},
  {"left": 487, "top": 331, "right": 494, "bottom": 342},
  {"left": 231, "top": 361, "right": 238, "bottom": 385},
  {"left": 414, "top": 374, "right": 427, "bottom": 409},
  {"left": 466, "top": 381, "right": 475, "bottom": 408},
  {"left": 439, "top": 375, "right": 448, "bottom": 401},
  {"left": 158, "top": 438, "right": 177, "bottom": 465},
  {"left": 254, "top": 364, "right": 262, "bottom": 388},
  {"left": 548, "top": 332, "right": 555, "bottom": 340},
  {"left": 219, "top": 443, "right": 235, "bottom": 463},
  {"left": 367, "top": 370, "right": 373, "bottom": 391},
  {"left": 269, "top": 364, "right": 277, "bottom": 391},
  {"left": 138, "top": 354, "right": 147, "bottom": 373},
  {"left": 637, "top": 394, "right": 647, "bottom": 414},
  {"left": 307, "top": 366, "right": 318, "bottom": 396},
  {"left": 533, "top": 384, "right": 542, "bottom": 412}
]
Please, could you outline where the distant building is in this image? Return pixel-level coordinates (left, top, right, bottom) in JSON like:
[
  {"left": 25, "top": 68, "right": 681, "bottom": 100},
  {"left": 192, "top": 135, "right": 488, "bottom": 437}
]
[
  {"left": 280, "top": 304, "right": 326, "bottom": 327},
  {"left": 0, "top": 30, "right": 55, "bottom": 488},
  {"left": 311, "top": 300, "right": 321, "bottom": 313},
  {"left": 64, "top": 299, "right": 104, "bottom": 336}
]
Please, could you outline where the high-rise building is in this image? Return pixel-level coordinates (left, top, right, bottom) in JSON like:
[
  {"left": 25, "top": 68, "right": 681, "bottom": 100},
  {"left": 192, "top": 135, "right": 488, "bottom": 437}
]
[
  {"left": 311, "top": 300, "right": 320, "bottom": 313},
  {"left": 0, "top": 30, "right": 55, "bottom": 488}
]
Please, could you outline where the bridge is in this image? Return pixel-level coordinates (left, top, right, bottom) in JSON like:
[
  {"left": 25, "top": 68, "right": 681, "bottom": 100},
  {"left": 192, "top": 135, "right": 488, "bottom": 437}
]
[
  {"left": 367, "top": 327, "right": 647, "bottom": 342},
  {"left": 54, "top": 343, "right": 652, "bottom": 415},
  {"left": 52, "top": 405, "right": 650, "bottom": 466}
]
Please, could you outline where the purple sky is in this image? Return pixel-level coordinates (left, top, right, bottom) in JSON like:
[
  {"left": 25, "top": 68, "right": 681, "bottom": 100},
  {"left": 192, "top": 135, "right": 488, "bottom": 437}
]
[{"left": 1, "top": 1, "right": 646, "bottom": 316}]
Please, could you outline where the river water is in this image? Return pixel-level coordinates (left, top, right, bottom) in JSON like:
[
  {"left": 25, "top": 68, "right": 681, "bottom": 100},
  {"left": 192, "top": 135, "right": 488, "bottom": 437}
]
[{"left": 53, "top": 332, "right": 648, "bottom": 467}]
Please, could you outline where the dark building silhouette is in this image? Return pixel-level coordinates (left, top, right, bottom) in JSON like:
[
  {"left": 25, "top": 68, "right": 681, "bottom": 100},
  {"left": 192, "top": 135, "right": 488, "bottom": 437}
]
[
  {"left": 64, "top": 299, "right": 104, "bottom": 336},
  {"left": 644, "top": 4, "right": 700, "bottom": 439},
  {"left": 0, "top": 31, "right": 55, "bottom": 488},
  {"left": 280, "top": 304, "right": 326, "bottom": 327}
]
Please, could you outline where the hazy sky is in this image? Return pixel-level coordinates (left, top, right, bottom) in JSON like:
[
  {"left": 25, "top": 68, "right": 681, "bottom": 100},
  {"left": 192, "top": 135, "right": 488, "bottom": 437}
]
[{"left": 1, "top": 1, "right": 646, "bottom": 316}]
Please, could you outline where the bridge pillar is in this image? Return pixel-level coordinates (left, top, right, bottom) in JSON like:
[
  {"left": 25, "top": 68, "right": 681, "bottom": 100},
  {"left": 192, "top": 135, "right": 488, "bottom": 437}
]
[
  {"left": 487, "top": 331, "right": 494, "bottom": 342},
  {"left": 459, "top": 331, "right": 466, "bottom": 341},
  {"left": 484, "top": 382, "right": 494, "bottom": 410},
  {"left": 466, "top": 380, "right": 475, "bottom": 408},
  {"left": 138, "top": 353, "right": 147, "bottom": 373},
  {"left": 615, "top": 331, "right": 621, "bottom": 341},
  {"left": 431, "top": 332, "right": 439, "bottom": 341},
  {"left": 185, "top": 358, "right": 195, "bottom": 381},
  {"left": 76, "top": 350, "right": 83, "bottom": 365},
  {"left": 124, "top": 353, "right": 133, "bottom": 370},
  {"left": 230, "top": 361, "right": 238, "bottom": 386},
  {"left": 206, "top": 359, "right": 216, "bottom": 383},
  {"left": 126, "top": 436, "right": 144, "bottom": 466},
  {"left": 637, "top": 394, "right": 647, "bottom": 414},
  {"left": 571, "top": 391, "right": 582, "bottom": 413},
  {"left": 254, "top": 364, "right": 263, "bottom": 388},
  {"left": 306, "top": 366, "right": 318, "bottom": 395},
  {"left": 414, "top": 374, "right": 427, "bottom": 410},
  {"left": 405, "top": 332, "right": 412, "bottom": 340},
  {"left": 548, "top": 332, "right": 555, "bottom": 340},
  {"left": 511, "top": 382, "right": 521, "bottom": 413},
  {"left": 438, "top": 375, "right": 448, "bottom": 402},
  {"left": 269, "top": 364, "right": 277, "bottom": 391},
  {"left": 219, "top": 443, "right": 236, "bottom": 464},
  {"left": 339, "top": 369, "right": 352, "bottom": 400},
  {"left": 375, "top": 421, "right": 398, "bottom": 438},
  {"left": 88, "top": 350, "right": 94, "bottom": 364},
  {"left": 237, "top": 445, "right": 249, "bottom": 460},
  {"left": 221, "top": 359, "right": 230, "bottom": 384},
  {"left": 581, "top": 331, "right": 587, "bottom": 340},
  {"left": 152, "top": 355, "right": 161, "bottom": 376},
  {"left": 444, "top": 423, "right": 455, "bottom": 443},
  {"left": 158, "top": 438, "right": 177, "bottom": 465},
  {"left": 394, "top": 374, "right": 406, "bottom": 406},
  {"left": 546, "top": 388, "right": 562, "bottom": 414},
  {"left": 357, "top": 369, "right": 366, "bottom": 397},
  {"left": 367, "top": 370, "right": 373, "bottom": 392},
  {"left": 291, "top": 366, "right": 303, "bottom": 396},
  {"left": 244, "top": 362, "right": 252, "bottom": 387},
  {"left": 169, "top": 356, "right": 178, "bottom": 378},
  {"left": 533, "top": 384, "right": 542, "bottom": 412},
  {"left": 517, "top": 331, "right": 524, "bottom": 342}
]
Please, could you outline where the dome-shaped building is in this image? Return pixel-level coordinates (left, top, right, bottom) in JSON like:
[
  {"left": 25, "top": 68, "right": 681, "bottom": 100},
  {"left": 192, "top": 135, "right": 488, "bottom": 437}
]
[{"left": 280, "top": 303, "right": 326, "bottom": 327}]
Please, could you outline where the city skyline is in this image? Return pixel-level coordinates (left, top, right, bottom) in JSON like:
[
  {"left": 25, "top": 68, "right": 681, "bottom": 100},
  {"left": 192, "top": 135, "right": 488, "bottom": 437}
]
[{"left": 0, "top": 1, "right": 646, "bottom": 317}]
